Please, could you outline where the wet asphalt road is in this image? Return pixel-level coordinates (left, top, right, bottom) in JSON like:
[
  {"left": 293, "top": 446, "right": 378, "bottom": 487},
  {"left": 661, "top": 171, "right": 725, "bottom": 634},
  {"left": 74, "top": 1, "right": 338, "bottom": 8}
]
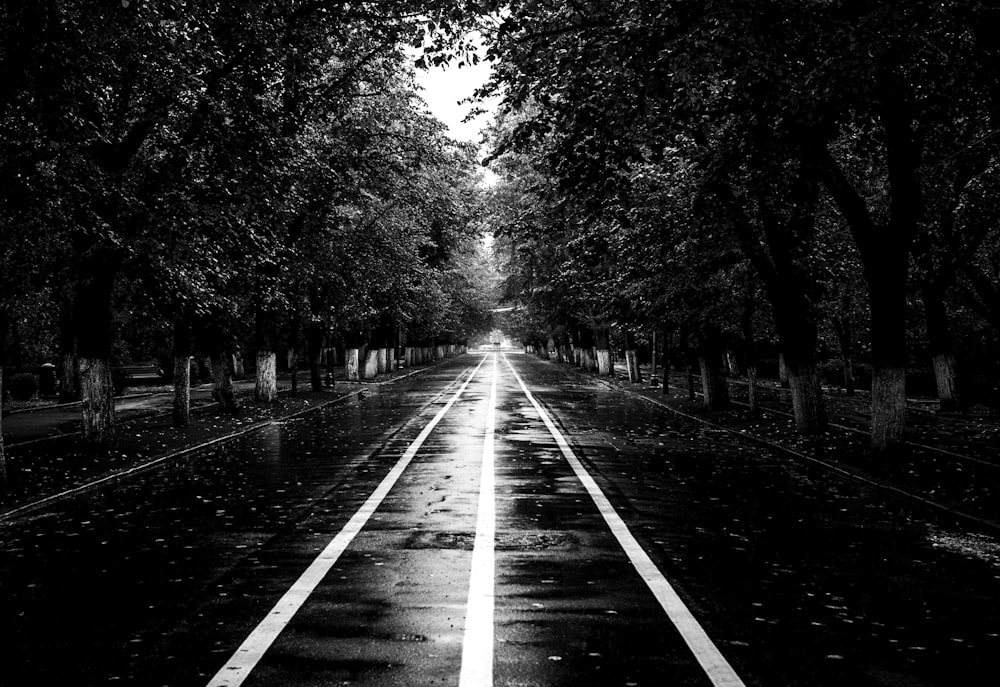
[{"left": 1, "top": 352, "right": 998, "bottom": 686}]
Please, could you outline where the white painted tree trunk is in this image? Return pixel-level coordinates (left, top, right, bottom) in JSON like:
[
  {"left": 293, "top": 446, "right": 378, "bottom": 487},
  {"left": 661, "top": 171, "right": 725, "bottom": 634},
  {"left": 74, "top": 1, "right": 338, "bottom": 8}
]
[
  {"left": 403, "top": 347, "right": 412, "bottom": 368},
  {"left": 79, "top": 357, "right": 115, "bottom": 443},
  {"left": 376, "top": 348, "right": 388, "bottom": 374},
  {"left": 625, "top": 349, "right": 642, "bottom": 383},
  {"left": 254, "top": 351, "right": 278, "bottom": 402},
  {"left": 596, "top": 349, "right": 612, "bottom": 376},
  {"left": 345, "top": 348, "right": 360, "bottom": 381},
  {"left": 363, "top": 349, "right": 379, "bottom": 379}
]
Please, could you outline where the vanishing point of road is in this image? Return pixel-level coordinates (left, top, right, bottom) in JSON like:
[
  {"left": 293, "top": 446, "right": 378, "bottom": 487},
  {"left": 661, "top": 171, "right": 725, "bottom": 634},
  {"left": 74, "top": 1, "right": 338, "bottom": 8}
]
[{"left": 1, "top": 352, "right": 998, "bottom": 686}]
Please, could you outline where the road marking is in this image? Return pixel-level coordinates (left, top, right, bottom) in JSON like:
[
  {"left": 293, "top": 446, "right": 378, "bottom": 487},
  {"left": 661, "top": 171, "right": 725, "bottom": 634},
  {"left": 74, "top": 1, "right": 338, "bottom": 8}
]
[
  {"left": 503, "top": 354, "right": 747, "bottom": 687},
  {"left": 206, "top": 355, "right": 491, "bottom": 687},
  {"left": 459, "top": 353, "right": 498, "bottom": 687}
]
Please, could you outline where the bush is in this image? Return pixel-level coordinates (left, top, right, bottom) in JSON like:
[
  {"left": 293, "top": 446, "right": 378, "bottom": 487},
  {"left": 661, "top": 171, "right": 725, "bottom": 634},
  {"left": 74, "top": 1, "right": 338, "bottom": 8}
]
[{"left": 8, "top": 372, "right": 39, "bottom": 401}]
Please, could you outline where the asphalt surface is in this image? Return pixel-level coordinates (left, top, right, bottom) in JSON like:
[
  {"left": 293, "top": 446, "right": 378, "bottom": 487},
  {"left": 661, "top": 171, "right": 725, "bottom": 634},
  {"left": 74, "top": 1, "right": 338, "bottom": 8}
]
[{"left": 1, "top": 352, "right": 998, "bottom": 686}]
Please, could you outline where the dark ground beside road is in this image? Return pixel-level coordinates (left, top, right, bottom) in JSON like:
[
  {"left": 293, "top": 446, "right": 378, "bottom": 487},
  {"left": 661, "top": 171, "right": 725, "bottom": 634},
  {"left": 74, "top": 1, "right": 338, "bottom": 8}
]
[
  {"left": 598, "top": 361, "right": 1000, "bottom": 533},
  {"left": 0, "top": 365, "right": 426, "bottom": 518},
  {"left": 3, "top": 353, "right": 999, "bottom": 534}
]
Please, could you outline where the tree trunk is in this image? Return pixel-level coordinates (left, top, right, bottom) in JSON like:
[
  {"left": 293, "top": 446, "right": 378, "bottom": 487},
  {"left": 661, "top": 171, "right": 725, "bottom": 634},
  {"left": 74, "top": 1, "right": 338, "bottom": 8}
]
[
  {"left": 698, "top": 353, "right": 730, "bottom": 410},
  {"left": 624, "top": 330, "right": 642, "bottom": 383},
  {"left": 362, "top": 348, "right": 379, "bottom": 379},
  {"left": 60, "top": 352, "right": 79, "bottom": 403},
  {"left": 698, "top": 328, "right": 730, "bottom": 410},
  {"left": 376, "top": 347, "right": 388, "bottom": 374},
  {"left": 932, "top": 353, "right": 959, "bottom": 412},
  {"left": 832, "top": 314, "right": 856, "bottom": 396},
  {"left": 325, "top": 346, "right": 337, "bottom": 386},
  {"left": 57, "top": 294, "right": 79, "bottom": 402},
  {"left": 289, "top": 345, "right": 299, "bottom": 396},
  {"left": 661, "top": 328, "right": 671, "bottom": 393},
  {"left": 254, "top": 351, "right": 278, "bottom": 402},
  {"left": 345, "top": 348, "right": 360, "bottom": 381},
  {"left": 79, "top": 357, "right": 115, "bottom": 444},
  {"left": 741, "top": 295, "right": 759, "bottom": 417},
  {"left": 306, "top": 323, "right": 324, "bottom": 392},
  {"left": 651, "top": 330, "right": 658, "bottom": 377},
  {"left": 923, "top": 283, "right": 960, "bottom": 411},
  {"left": 678, "top": 326, "right": 696, "bottom": 401},
  {"left": 172, "top": 354, "right": 191, "bottom": 427},
  {"left": 210, "top": 352, "right": 237, "bottom": 412},
  {"left": 172, "top": 319, "right": 192, "bottom": 428},
  {"left": 778, "top": 352, "right": 790, "bottom": 388},
  {"left": 868, "top": 264, "right": 909, "bottom": 453},
  {"left": 871, "top": 366, "right": 907, "bottom": 455},
  {"left": 74, "top": 249, "right": 121, "bottom": 446},
  {"left": 595, "top": 329, "right": 612, "bottom": 376},
  {"left": 787, "top": 363, "right": 827, "bottom": 433}
]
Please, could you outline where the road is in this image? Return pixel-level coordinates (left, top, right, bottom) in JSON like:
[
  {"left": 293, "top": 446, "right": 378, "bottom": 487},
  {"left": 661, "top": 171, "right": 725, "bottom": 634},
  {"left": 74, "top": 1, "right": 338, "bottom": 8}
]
[{"left": 1, "top": 352, "right": 998, "bottom": 686}]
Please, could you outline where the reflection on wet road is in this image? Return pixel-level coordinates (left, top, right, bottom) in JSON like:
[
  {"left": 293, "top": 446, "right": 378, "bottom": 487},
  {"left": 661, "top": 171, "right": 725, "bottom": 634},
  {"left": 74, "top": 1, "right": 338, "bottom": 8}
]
[{"left": 1, "top": 352, "right": 998, "bottom": 686}]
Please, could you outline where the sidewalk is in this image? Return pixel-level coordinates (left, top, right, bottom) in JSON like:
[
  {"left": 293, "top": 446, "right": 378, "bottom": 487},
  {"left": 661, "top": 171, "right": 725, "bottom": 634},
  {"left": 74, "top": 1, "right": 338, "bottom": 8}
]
[
  {"left": 578, "top": 359, "right": 1000, "bottom": 533},
  {"left": 0, "top": 364, "right": 435, "bottom": 520}
]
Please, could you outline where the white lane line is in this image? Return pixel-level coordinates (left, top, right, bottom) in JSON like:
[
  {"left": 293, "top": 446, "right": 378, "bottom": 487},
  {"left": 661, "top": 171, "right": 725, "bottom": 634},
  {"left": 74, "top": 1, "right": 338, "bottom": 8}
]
[
  {"left": 459, "top": 353, "right": 498, "bottom": 687},
  {"left": 503, "top": 355, "right": 747, "bottom": 687},
  {"left": 206, "top": 355, "right": 491, "bottom": 687}
]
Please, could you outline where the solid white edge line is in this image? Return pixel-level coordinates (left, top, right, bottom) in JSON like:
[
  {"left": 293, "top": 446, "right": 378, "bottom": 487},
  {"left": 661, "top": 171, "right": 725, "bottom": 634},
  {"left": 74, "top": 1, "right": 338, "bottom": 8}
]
[
  {"left": 206, "top": 354, "right": 491, "bottom": 687},
  {"left": 459, "top": 353, "right": 498, "bottom": 687},
  {"left": 502, "top": 354, "right": 747, "bottom": 687}
]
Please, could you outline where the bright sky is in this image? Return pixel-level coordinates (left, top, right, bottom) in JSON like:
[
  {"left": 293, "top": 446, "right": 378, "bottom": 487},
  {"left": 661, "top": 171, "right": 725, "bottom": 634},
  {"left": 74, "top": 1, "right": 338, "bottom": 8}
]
[
  {"left": 410, "top": 49, "right": 500, "bottom": 185},
  {"left": 413, "top": 59, "right": 496, "bottom": 144}
]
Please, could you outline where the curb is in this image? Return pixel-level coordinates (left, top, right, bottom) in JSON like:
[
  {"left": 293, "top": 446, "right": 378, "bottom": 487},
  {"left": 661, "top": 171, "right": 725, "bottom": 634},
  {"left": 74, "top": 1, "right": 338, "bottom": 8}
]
[
  {"left": 536, "top": 357, "right": 1000, "bottom": 536},
  {"left": 623, "top": 382, "right": 1000, "bottom": 537},
  {"left": 0, "top": 356, "right": 462, "bottom": 523}
]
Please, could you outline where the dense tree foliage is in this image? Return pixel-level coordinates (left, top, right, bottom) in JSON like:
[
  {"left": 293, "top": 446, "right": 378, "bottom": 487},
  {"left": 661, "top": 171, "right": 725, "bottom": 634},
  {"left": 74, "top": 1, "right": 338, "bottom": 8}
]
[
  {"left": 0, "top": 1, "right": 497, "bottom": 448},
  {"left": 479, "top": 0, "right": 1000, "bottom": 456}
]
